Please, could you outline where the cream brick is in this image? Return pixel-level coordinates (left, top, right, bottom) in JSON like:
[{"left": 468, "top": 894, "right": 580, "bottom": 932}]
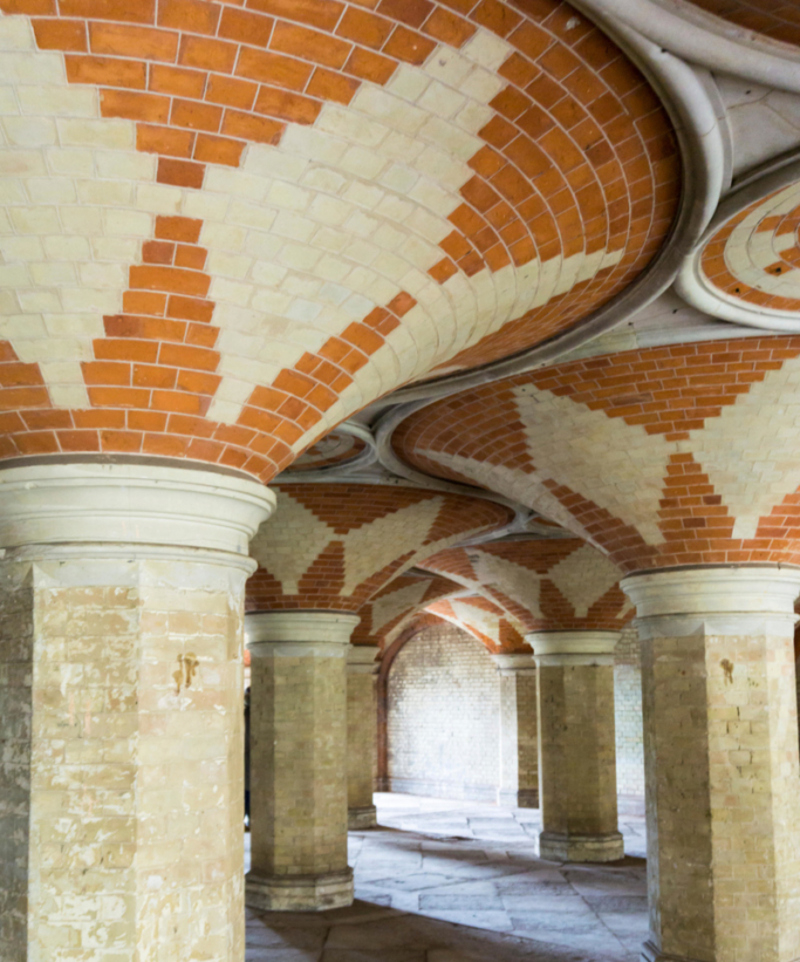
[
  {"left": 3, "top": 116, "right": 56, "bottom": 147},
  {"left": 57, "top": 117, "right": 133, "bottom": 149}
]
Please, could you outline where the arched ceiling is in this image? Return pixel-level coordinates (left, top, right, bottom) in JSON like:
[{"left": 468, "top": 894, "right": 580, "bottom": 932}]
[{"left": 0, "top": 0, "right": 681, "bottom": 479}]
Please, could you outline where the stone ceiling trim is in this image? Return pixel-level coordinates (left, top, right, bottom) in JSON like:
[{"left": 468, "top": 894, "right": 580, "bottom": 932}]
[
  {"left": 577, "top": 0, "right": 800, "bottom": 94},
  {"left": 677, "top": 154, "right": 800, "bottom": 332}
]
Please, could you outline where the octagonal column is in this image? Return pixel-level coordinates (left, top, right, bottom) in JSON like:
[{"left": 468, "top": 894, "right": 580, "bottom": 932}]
[
  {"left": 245, "top": 611, "right": 358, "bottom": 912},
  {"left": 347, "top": 646, "right": 379, "bottom": 830},
  {"left": 531, "top": 630, "right": 624, "bottom": 863},
  {"left": 492, "top": 653, "right": 538, "bottom": 809},
  {"left": 623, "top": 567, "right": 800, "bottom": 962},
  {"left": 0, "top": 462, "right": 274, "bottom": 962}
]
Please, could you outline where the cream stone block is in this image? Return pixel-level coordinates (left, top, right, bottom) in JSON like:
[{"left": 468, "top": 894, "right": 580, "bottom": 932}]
[
  {"left": 625, "top": 567, "right": 800, "bottom": 962},
  {"left": 493, "top": 654, "right": 539, "bottom": 809},
  {"left": 246, "top": 612, "right": 357, "bottom": 911},
  {"left": 533, "top": 631, "right": 624, "bottom": 863},
  {"left": 347, "top": 646, "right": 380, "bottom": 830}
]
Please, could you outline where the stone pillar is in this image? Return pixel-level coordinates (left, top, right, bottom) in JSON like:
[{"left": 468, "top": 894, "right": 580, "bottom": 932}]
[
  {"left": 492, "top": 653, "right": 538, "bottom": 808},
  {"left": 0, "top": 462, "right": 274, "bottom": 962},
  {"left": 347, "top": 645, "right": 379, "bottom": 830},
  {"left": 245, "top": 611, "right": 358, "bottom": 912},
  {"left": 532, "top": 630, "right": 624, "bottom": 863},
  {"left": 623, "top": 567, "right": 800, "bottom": 962}
]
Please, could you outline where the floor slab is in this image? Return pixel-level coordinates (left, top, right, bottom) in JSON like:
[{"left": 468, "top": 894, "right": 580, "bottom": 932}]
[{"left": 245, "top": 793, "right": 648, "bottom": 961}]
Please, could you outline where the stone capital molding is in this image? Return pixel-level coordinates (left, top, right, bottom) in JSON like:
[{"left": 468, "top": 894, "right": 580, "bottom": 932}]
[
  {"left": 246, "top": 610, "right": 360, "bottom": 657},
  {"left": 491, "top": 653, "right": 536, "bottom": 675},
  {"left": 347, "top": 645, "right": 380, "bottom": 674},
  {"left": 622, "top": 566, "right": 800, "bottom": 619},
  {"left": 0, "top": 461, "right": 275, "bottom": 558},
  {"left": 527, "top": 630, "right": 621, "bottom": 659}
]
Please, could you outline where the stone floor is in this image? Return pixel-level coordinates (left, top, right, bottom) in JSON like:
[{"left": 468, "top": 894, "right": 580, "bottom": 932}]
[{"left": 245, "top": 793, "right": 649, "bottom": 961}]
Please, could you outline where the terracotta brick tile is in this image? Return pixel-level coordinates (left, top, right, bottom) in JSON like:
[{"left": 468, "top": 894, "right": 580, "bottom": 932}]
[
  {"left": 192, "top": 132, "right": 245, "bottom": 166},
  {"left": 157, "top": 0, "right": 221, "bottom": 35},
  {"left": 16, "top": 432, "right": 59, "bottom": 455},
  {"left": 499, "top": 50, "right": 540, "bottom": 87},
  {"left": 171, "top": 97, "right": 223, "bottom": 132},
  {"left": 0, "top": 0, "right": 56, "bottom": 12},
  {"left": 179, "top": 34, "right": 238, "bottom": 71},
  {"left": 246, "top": 0, "right": 344, "bottom": 31},
  {"left": 271, "top": 21, "right": 352, "bottom": 69},
  {"left": 137, "top": 123, "right": 196, "bottom": 158},
  {"left": 73, "top": 409, "right": 126, "bottom": 429},
  {"left": 236, "top": 47, "right": 312, "bottom": 89},
  {"left": 130, "top": 264, "right": 211, "bottom": 298},
  {"left": 60, "top": 0, "right": 155, "bottom": 22},
  {"left": 159, "top": 342, "right": 219, "bottom": 371},
  {"left": 142, "top": 433, "right": 190, "bottom": 457},
  {"left": 218, "top": 6, "right": 274, "bottom": 45},
  {"left": 205, "top": 74, "right": 257, "bottom": 109},
  {"left": 128, "top": 410, "right": 167, "bottom": 431},
  {"left": 101, "top": 89, "right": 171, "bottom": 123},
  {"left": 307, "top": 67, "right": 360, "bottom": 104},
  {"left": 167, "top": 294, "right": 215, "bottom": 321},
  {"left": 33, "top": 18, "right": 87, "bottom": 51},
  {"left": 337, "top": 7, "right": 393, "bottom": 48},
  {"left": 344, "top": 46, "right": 396, "bottom": 83},
  {"left": 142, "top": 240, "right": 175, "bottom": 265},
  {"left": 472, "top": 0, "right": 522, "bottom": 36},
  {"left": 66, "top": 54, "right": 147, "bottom": 89},
  {"left": 151, "top": 389, "right": 208, "bottom": 415},
  {"left": 90, "top": 22, "right": 177, "bottom": 61},
  {"left": 157, "top": 156, "right": 206, "bottom": 188},
  {"left": 255, "top": 86, "right": 321, "bottom": 124},
  {"left": 88, "top": 386, "right": 152, "bottom": 408},
  {"left": 156, "top": 215, "right": 203, "bottom": 243},
  {"left": 222, "top": 109, "right": 284, "bottom": 144},
  {"left": 133, "top": 364, "right": 177, "bottom": 388},
  {"left": 100, "top": 430, "right": 143, "bottom": 452},
  {"left": 422, "top": 6, "right": 475, "bottom": 45},
  {"left": 149, "top": 64, "right": 207, "bottom": 98},
  {"left": 382, "top": 24, "right": 435, "bottom": 64},
  {"left": 377, "top": 0, "right": 433, "bottom": 29},
  {"left": 176, "top": 368, "right": 221, "bottom": 394}
]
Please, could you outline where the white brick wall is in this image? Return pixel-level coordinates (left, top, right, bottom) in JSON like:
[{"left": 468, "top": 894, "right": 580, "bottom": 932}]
[{"left": 615, "top": 627, "right": 645, "bottom": 804}]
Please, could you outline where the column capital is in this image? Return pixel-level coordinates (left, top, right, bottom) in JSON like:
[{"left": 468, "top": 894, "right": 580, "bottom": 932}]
[
  {"left": 491, "top": 653, "right": 535, "bottom": 675},
  {"left": 347, "top": 644, "right": 379, "bottom": 674},
  {"left": 246, "top": 610, "right": 360, "bottom": 657},
  {"left": 528, "top": 629, "right": 620, "bottom": 665},
  {"left": 622, "top": 565, "right": 800, "bottom": 619},
  {"left": 0, "top": 461, "right": 275, "bottom": 565}
]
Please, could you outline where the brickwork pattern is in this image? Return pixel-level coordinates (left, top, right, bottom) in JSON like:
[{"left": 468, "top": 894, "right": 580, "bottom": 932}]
[
  {"left": 351, "top": 570, "right": 462, "bottom": 648},
  {"left": 614, "top": 626, "right": 644, "bottom": 799},
  {"left": 426, "top": 593, "right": 527, "bottom": 652},
  {"left": 250, "top": 645, "right": 348, "bottom": 879},
  {"left": 700, "top": 182, "right": 800, "bottom": 316},
  {"left": 0, "top": 552, "right": 249, "bottom": 962},
  {"left": 420, "top": 538, "right": 633, "bottom": 632},
  {"left": 396, "top": 336, "right": 800, "bottom": 570},
  {"left": 0, "top": 2, "right": 679, "bottom": 476},
  {"left": 386, "top": 621, "right": 500, "bottom": 802},
  {"left": 679, "top": 0, "right": 800, "bottom": 46},
  {"left": 246, "top": 483, "right": 511, "bottom": 611}
]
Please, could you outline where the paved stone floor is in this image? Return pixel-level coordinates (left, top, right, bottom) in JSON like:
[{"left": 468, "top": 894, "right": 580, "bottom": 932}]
[{"left": 245, "top": 793, "right": 649, "bottom": 961}]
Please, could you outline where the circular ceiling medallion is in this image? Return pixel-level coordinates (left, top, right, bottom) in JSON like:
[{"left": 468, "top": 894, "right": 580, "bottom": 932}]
[
  {"left": 677, "top": 161, "right": 800, "bottom": 331},
  {"left": 284, "top": 425, "right": 372, "bottom": 474}
]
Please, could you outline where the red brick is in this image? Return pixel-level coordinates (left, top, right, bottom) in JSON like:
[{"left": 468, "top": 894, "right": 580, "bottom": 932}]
[{"left": 33, "top": 18, "right": 87, "bottom": 51}]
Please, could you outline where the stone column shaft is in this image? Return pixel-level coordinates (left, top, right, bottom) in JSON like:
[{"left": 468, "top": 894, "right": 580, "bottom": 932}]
[
  {"left": 492, "top": 654, "right": 538, "bottom": 808},
  {"left": 0, "top": 462, "right": 274, "bottom": 962},
  {"left": 532, "top": 630, "right": 624, "bottom": 863},
  {"left": 347, "top": 646, "right": 379, "bottom": 830},
  {"left": 624, "top": 567, "right": 800, "bottom": 962},
  {"left": 246, "top": 611, "right": 357, "bottom": 912}
]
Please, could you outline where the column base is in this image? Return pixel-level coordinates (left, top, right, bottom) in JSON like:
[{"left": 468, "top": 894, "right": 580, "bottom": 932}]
[
  {"left": 245, "top": 868, "right": 354, "bottom": 912},
  {"left": 348, "top": 805, "right": 378, "bottom": 830},
  {"left": 539, "top": 830, "right": 624, "bottom": 863},
  {"left": 640, "top": 942, "right": 696, "bottom": 962},
  {"left": 498, "top": 789, "right": 539, "bottom": 809}
]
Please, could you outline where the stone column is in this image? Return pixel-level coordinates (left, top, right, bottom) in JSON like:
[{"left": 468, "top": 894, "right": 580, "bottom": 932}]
[
  {"left": 245, "top": 611, "right": 358, "bottom": 912},
  {"left": 347, "top": 645, "right": 379, "bottom": 830},
  {"left": 492, "top": 653, "right": 538, "bottom": 808},
  {"left": 531, "top": 630, "right": 624, "bottom": 863},
  {"left": 0, "top": 462, "right": 274, "bottom": 962},
  {"left": 623, "top": 567, "right": 800, "bottom": 962}
]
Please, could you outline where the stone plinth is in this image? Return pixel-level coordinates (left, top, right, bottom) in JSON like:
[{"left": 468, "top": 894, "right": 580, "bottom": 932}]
[
  {"left": 492, "top": 653, "right": 538, "bottom": 809},
  {"left": 0, "top": 462, "right": 275, "bottom": 962},
  {"left": 624, "top": 567, "right": 800, "bottom": 962},
  {"left": 347, "top": 645, "right": 379, "bottom": 830},
  {"left": 531, "top": 630, "right": 624, "bottom": 864},
  {"left": 246, "top": 611, "right": 358, "bottom": 912}
]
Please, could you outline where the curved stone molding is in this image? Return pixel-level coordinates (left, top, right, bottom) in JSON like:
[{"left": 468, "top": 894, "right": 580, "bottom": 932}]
[
  {"left": 347, "top": 644, "right": 380, "bottom": 675},
  {"left": 529, "top": 629, "right": 621, "bottom": 662},
  {"left": 491, "top": 653, "right": 535, "bottom": 674},
  {"left": 282, "top": 422, "right": 377, "bottom": 478},
  {"left": 677, "top": 158, "right": 800, "bottom": 332},
  {"left": 246, "top": 610, "right": 360, "bottom": 655},
  {"left": 576, "top": 0, "right": 800, "bottom": 94},
  {"left": 0, "top": 460, "right": 275, "bottom": 556}
]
